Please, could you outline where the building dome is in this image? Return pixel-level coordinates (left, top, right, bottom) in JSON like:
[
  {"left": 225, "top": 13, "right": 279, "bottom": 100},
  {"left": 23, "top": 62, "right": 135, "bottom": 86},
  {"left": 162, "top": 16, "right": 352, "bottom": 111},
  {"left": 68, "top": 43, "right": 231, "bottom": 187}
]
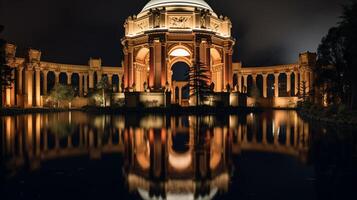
[{"left": 141, "top": 0, "right": 213, "bottom": 12}]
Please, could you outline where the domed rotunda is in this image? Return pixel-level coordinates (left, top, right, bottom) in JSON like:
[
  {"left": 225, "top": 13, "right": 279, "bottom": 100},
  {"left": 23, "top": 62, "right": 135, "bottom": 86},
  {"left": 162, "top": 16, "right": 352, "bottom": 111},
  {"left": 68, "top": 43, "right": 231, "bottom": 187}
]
[{"left": 122, "top": 0, "right": 235, "bottom": 99}]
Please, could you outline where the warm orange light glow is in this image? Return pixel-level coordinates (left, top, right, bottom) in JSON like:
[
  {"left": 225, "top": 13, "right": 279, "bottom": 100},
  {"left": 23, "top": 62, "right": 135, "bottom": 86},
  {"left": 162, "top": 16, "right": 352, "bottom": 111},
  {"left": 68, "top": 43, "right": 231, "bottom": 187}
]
[{"left": 170, "top": 48, "right": 190, "bottom": 57}]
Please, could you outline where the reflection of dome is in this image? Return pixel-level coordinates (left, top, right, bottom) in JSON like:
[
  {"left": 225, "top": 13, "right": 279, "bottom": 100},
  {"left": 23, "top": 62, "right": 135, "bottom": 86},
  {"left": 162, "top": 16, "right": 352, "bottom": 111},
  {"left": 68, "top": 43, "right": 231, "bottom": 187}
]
[
  {"left": 142, "top": 0, "right": 213, "bottom": 12},
  {"left": 138, "top": 188, "right": 218, "bottom": 200}
]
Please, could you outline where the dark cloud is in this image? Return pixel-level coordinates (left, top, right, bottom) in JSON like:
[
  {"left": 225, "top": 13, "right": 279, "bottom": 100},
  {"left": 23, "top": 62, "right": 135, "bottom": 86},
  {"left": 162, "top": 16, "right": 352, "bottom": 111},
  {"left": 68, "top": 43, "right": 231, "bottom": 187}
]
[{"left": 0, "top": 0, "right": 351, "bottom": 66}]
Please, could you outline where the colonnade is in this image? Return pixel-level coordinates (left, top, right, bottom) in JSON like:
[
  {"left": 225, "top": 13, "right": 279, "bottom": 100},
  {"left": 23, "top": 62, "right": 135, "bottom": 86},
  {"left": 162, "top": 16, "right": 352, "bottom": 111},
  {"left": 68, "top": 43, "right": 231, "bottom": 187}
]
[
  {"left": 235, "top": 65, "right": 314, "bottom": 98},
  {"left": 4, "top": 45, "right": 124, "bottom": 107}
]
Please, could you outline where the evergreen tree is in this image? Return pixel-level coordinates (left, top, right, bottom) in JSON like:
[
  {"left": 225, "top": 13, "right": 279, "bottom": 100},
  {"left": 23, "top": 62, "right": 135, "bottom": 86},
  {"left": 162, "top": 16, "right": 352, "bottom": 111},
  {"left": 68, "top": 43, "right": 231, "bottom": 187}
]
[
  {"left": 186, "top": 61, "right": 211, "bottom": 107},
  {"left": 0, "top": 25, "right": 14, "bottom": 108}
]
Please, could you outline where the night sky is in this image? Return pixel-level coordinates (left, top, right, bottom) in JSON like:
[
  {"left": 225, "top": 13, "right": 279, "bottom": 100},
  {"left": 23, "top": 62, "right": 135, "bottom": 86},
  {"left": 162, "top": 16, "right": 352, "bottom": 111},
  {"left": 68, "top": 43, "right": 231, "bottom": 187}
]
[{"left": 0, "top": 0, "right": 350, "bottom": 67}]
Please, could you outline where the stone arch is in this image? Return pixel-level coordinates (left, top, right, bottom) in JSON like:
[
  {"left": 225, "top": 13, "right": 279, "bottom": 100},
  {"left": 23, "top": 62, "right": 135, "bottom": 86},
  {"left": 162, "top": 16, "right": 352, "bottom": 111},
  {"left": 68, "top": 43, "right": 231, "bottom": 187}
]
[
  {"left": 267, "top": 74, "right": 275, "bottom": 98},
  {"left": 47, "top": 71, "right": 56, "bottom": 92},
  {"left": 279, "top": 73, "right": 287, "bottom": 97},
  {"left": 134, "top": 47, "right": 150, "bottom": 91},
  {"left": 210, "top": 48, "right": 224, "bottom": 92},
  {"left": 168, "top": 44, "right": 193, "bottom": 58},
  {"left": 59, "top": 72, "right": 67, "bottom": 85}
]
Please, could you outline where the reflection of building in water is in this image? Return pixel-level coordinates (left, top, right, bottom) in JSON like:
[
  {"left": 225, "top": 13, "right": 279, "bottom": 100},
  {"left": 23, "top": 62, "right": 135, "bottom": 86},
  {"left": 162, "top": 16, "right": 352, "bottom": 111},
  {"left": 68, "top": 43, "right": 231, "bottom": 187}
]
[
  {"left": 0, "top": 112, "right": 310, "bottom": 181},
  {"left": 123, "top": 119, "right": 232, "bottom": 200}
]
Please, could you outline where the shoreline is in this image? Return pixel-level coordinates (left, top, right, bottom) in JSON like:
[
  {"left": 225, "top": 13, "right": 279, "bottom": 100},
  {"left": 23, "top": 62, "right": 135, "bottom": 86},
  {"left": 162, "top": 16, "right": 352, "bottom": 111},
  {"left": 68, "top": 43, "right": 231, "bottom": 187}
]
[{"left": 0, "top": 106, "right": 272, "bottom": 116}]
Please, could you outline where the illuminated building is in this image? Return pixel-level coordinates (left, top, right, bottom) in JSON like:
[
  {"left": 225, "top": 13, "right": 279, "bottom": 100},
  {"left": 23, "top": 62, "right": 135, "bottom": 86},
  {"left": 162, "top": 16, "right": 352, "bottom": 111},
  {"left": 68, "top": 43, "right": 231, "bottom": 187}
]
[{"left": 2, "top": 0, "right": 316, "bottom": 108}]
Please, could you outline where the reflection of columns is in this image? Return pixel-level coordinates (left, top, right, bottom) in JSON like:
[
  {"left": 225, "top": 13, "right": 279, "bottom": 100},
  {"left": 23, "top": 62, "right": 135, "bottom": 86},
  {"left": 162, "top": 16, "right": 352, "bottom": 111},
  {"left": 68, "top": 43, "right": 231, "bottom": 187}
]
[
  {"left": 67, "top": 72, "right": 72, "bottom": 85},
  {"left": 295, "top": 72, "right": 299, "bottom": 96},
  {"left": 274, "top": 73, "right": 279, "bottom": 98},
  {"left": 237, "top": 74, "right": 242, "bottom": 92},
  {"left": 35, "top": 69, "right": 41, "bottom": 107},
  {"left": 286, "top": 121, "right": 291, "bottom": 146},
  {"left": 262, "top": 118, "right": 267, "bottom": 144},
  {"left": 43, "top": 70, "right": 48, "bottom": 95},
  {"left": 84, "top": 74, "right": 88, "bottom": 95},
  {"left": 262, "top": 74, "right": 268, "bottom": 98},
  {"left": 287, "top": 72, "right": 291, "bottom": 95},
  {"left": 79, "top": 73, "right": 84, "bottom": 97},
  {"left": 243, "top": 75, "right": 248, "bottom": 93}
]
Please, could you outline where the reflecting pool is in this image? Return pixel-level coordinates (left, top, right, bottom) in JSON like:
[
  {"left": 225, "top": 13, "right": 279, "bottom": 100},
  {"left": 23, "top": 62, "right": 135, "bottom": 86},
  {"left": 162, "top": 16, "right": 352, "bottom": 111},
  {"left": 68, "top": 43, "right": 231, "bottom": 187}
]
[{"left": 1, "top": 111, "right": 356, "bottom": 200}]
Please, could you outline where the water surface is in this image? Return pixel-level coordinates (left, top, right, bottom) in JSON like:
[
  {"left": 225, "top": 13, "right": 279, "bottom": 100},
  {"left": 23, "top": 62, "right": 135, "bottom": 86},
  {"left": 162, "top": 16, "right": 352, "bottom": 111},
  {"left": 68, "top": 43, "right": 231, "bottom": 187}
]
[{"left": 1, "top": 111, "right": 356, "bottom": 200}]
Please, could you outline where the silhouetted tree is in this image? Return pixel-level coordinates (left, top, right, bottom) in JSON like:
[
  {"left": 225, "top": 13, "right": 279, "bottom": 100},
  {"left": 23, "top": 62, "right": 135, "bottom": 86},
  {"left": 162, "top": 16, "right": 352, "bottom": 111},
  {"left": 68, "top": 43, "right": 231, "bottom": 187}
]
[
  {"left": 186, "top": 61, "right": 211, "bottom": 107},
  {"left": 49, "top": 84, "right": 75, "bottom": 108},
  {"left": 97, "top": 76, "right": 111, "bottom": 106},
  {"left": 0, "top": 25, "right": 14, "bottom": 108},
  {"left": 316, "top": 1, "right": 357, "bottom": 108}
]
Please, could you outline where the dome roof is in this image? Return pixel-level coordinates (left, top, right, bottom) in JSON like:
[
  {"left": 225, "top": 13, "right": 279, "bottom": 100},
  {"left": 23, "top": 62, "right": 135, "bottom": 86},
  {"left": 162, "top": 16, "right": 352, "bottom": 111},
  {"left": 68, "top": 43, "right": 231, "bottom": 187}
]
[{"left": 141, "top": 0, "right": 213, "bottom": 12}]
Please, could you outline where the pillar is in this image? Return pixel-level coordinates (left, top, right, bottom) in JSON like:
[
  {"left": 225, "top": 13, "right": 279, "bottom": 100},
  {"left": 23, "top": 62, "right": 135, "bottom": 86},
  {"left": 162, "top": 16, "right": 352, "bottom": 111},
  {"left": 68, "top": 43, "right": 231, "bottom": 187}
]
[
  {"left": 237, "top": 74, "right": 242, "bottom": 92},
  {"left": 294, "top": 72, "right": 299, "bottom": 96},
  {"left": 305, "top": 70, "right": 310, "bottom": 93},
  {"left": 97, "top": 71, "right": 102, "bottom": 83},
  {"left": 108, "top": 74, "right": 113, "bottom": 92},
  {"left": 262, "top": 74, "right": 268, "bottom": 98},
  {"left": 35, "top": 69, "right": 41, "bottom": 107},
  {"left": 286, "top": 72, "right": 291, "bottom": 96},
  {"left": 10, "top": 68, "right": 15, "bottom": 106},
  {"left": 25, "top": 69, "right": 34, "bottom": 107},
  {"left": 149, "top": 39, "right": 164, "bottom": 89},
  {"left": 243, "top": 75, "right": 248, "bottom": 93},
  {"left": 17, "top": 67, "right": 23, "bottom": 95},
  {"left": 274, "top": 73, "right": 279, "bottom": 98},
  {"left": 79, "top": 73, "right": 84, "bottom": 97},
  {"left": 55, "top": 72, "right": 60, "bottom": 85},
  {"left": 88, "top": 71, "right": 94, "bottom": 89},
  {"left": 252, "top": 74, "right": 257, "bottom": 86},
  {"left": 67, "top": 72, "right": 72, "bottom": 85},
  {"left": 43, "top": 71, "right": 48, "bottom": 95},
  {"left": 84, "top": 74, "right": 88, "bottom": 95}
]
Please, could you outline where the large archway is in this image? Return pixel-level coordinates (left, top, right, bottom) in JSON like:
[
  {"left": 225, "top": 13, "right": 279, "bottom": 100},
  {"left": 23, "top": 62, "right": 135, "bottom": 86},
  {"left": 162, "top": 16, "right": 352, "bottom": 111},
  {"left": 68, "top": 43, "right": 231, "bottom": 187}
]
[
  {"left": 171, "top": 61, "right": 190, "bottom": 105},
  {"left": 134, "top": 47, "right": 150, "bottom": 91}
]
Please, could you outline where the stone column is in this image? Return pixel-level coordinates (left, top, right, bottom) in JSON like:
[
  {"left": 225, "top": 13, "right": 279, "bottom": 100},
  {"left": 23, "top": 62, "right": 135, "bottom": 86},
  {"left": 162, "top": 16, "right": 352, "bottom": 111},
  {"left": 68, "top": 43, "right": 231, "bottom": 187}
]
[
  {"left": 294, "top": 71, "right": 299, "bottom": 96},
  {"left": 10, "top": 68, "right": 15, "bottom": 106},
  {"left": 243, "top": 75, "right": 248, "bottom": 93},
  {"left": 262, "top": 74, "right": 268, "bottom": 98},
  {"left": 43, "top": 70, "right": 48, "bottom": 95},
  {"left": 55, "top": 72, "right": 60, "bottom": 85},
  {"left": 108, "top": 74, "right": 113, "bottom": 92},
  {"left": 35, "top": 69, "right": 41, "bottom": 107},
  {"left": 286, "top": 72, "right": 291, "bottom": 96},
  {"left": 88, "top": 71, "right": 94, "bottom": 89},
  {"left": 17, "top": 67, "right": 24, "bottom": 95},
  {"left": 97, "top": 71, "right": 102, "bottom": 83},
  {"left": 84, "top": 74, "right": 88, "bottom": 95},
  {"left": 274, "top": 73, "right": 279, "bottom": 98},
  {"left": 79, "top": 73, "right": 84, "bottom": 97},
  {"left": 67, "top": 72, "right": 72, "bottom": 85},
  {"left": 252, "top": 74, "right": 257, "bottom": 86},
  {"left": 237, "top": 74, "right": 242, "bottom": 92},
  {"left": 25, "top": 69, "right": 34, "bottom": 107},
  {"left": 305, "top": 70, "right": 310, "bottom": 93}
]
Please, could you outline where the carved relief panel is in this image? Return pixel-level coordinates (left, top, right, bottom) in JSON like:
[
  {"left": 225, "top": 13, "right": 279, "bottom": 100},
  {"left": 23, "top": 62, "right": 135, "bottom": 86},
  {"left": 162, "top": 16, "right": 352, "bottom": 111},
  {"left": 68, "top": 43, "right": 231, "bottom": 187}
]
[{"left": 168, "top": 15, "right": 192, "bottom": 29}]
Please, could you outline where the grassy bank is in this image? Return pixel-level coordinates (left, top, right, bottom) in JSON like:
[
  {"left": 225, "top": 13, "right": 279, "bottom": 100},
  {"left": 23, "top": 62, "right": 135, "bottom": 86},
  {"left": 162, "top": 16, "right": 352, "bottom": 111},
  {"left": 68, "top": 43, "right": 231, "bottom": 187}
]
[{"left": 298, "top": 102, "right": 357, "bottom": 126}]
